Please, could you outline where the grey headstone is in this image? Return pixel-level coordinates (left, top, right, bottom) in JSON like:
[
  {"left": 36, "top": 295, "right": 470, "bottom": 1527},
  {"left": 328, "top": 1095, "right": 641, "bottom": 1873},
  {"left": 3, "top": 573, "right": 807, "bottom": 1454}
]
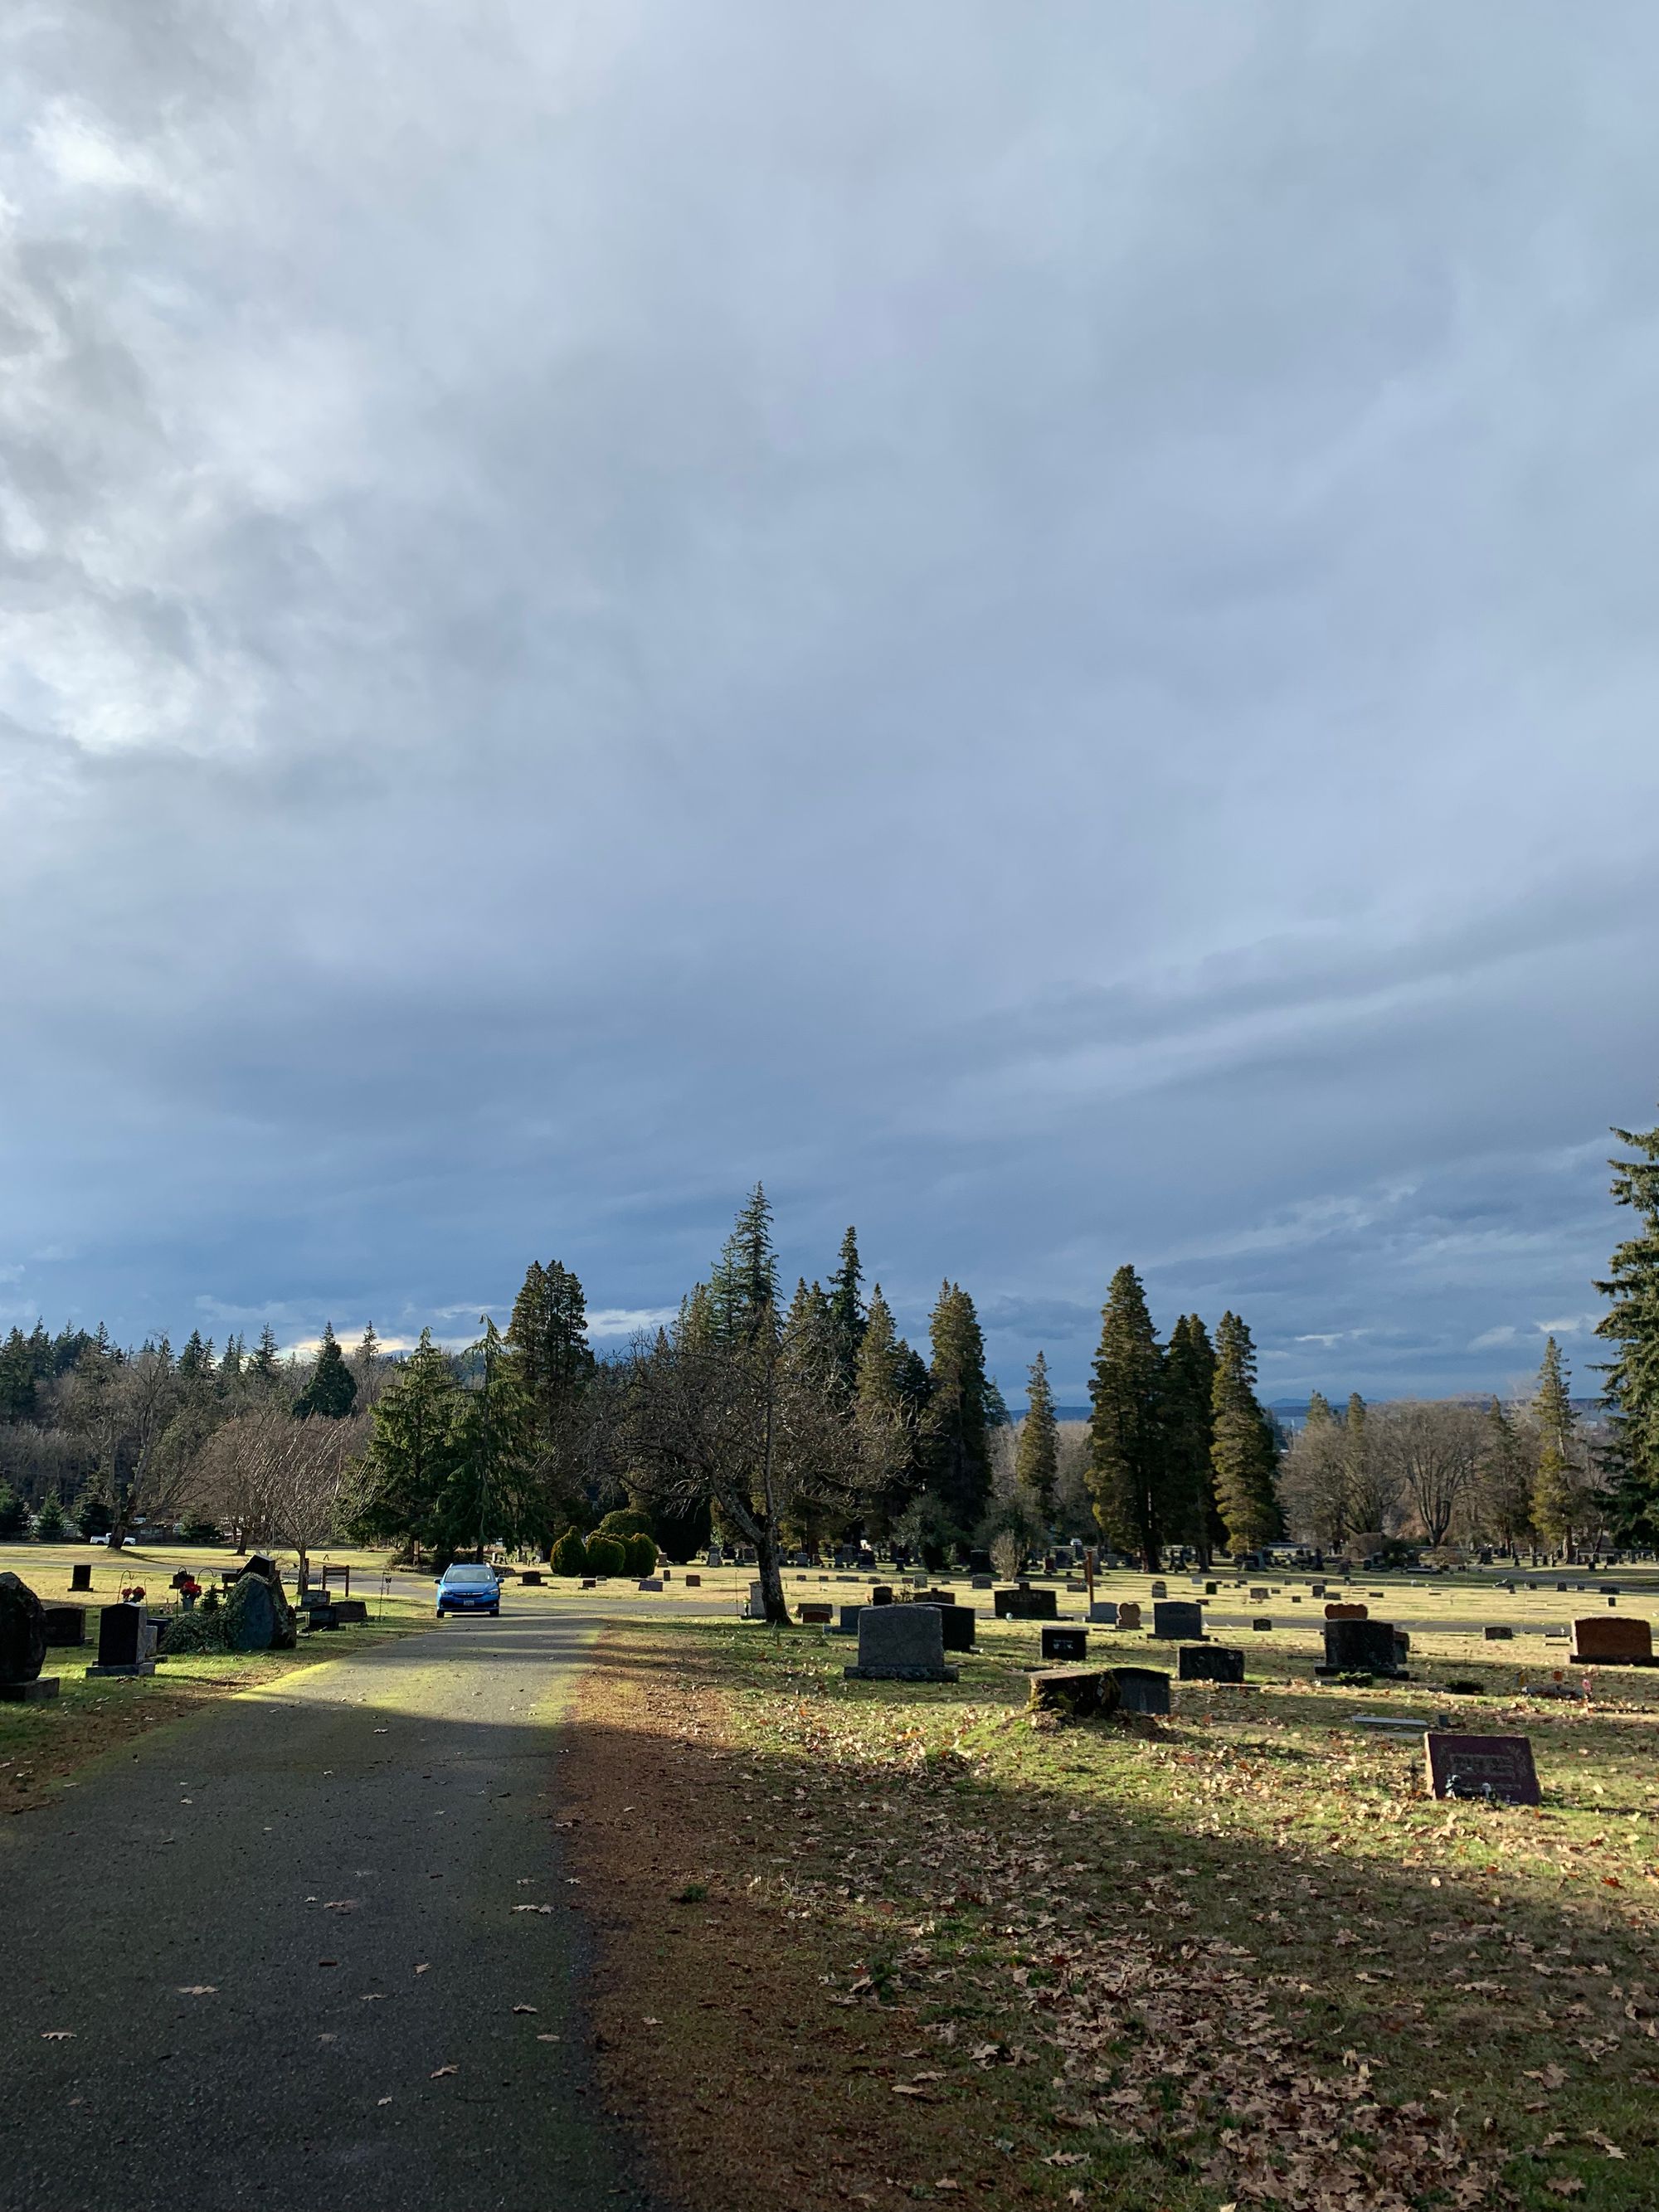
[
  {"left": 1111, "top": 1666, "right": 1170, "bottom": 1715},
  {"left": 1178, "top": 1644, "right": 1244, "bottom": 1683},
  {"left": 1088, "top": 1600, "right": 1118, "bottom": 1625},
  {"left": 1320, "top": 1618, "right": 1406, "bottom": 1676},
  {"left": 1151, "top": 1600, "right": 1204, "bottom": 1641},
  {"left": 223, "top": 1573, "right": 276, "bottom": 1652},
  {"left": 844, "top": 1603, "right": 957, "bottom": 1682}
]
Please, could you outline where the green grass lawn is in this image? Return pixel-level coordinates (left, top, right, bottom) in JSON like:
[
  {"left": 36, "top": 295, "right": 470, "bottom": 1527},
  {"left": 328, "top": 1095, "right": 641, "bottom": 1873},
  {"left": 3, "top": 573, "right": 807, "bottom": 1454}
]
[{"left": 587, "top": 1594, "right": 1659, "bottom": 2212}]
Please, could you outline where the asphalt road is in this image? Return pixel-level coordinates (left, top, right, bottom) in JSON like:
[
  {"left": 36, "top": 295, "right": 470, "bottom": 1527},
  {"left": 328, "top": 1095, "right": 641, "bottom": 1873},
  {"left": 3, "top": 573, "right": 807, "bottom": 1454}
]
[{"left": 0, "top": 1609, "right": 657, "bottom": 2212}]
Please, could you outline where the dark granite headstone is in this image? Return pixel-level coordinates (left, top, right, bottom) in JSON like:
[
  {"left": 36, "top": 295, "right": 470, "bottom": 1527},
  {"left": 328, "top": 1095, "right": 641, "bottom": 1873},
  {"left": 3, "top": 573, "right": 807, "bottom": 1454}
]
[
  {"left": 1111, "top": 1666, "right": 1171, "bottom": 1716},
  {"left": 1424, "top": 1733, "right": 1540, "bottom": 1806},
  {"left": 1151, "top": 1600, "right": 1204, "bottom": 1641},
  {"left": 89, "top": 1602, "right": 156, "bottom": 1676},
  {"left": 70, "top": 1562, "right": 93, "bottom": 1592},
  {"left": 1484, "top": 1625, "right": 1513, "bottom": 1641},
  {"left": 1253, "top": 1617, "right": 1272, "bottom": 1631},
  {"left": 994, "top": 1585, "right": 1058, "bottom": 1620},
  {"left": 1041, "top": 1625, "right": 1088, "bottom": 1662},
  {"left": 1320, "top": 1618, "right": 1405, "bottom": 1676},
  {"left": 1569, "top": 1616, "right": 1655, "bottom": 1665},
  {"left": 798, "top": 1602, "right": 833, "bottom": 1625},
  {"left": 1325, "top": 1602, "right": 1369, "bottom": 1620},
  {"left": 917, "top": 1602, "right": 975, "bottom": 1651},
  {"left": 43, "top": 1605, "right": 86, "bottom": 1648},
  {"left": 223, "top": 1573, "right": 276, "bottom": 1653},
  {"left": 1178, "top": 1643, "right": 1244, "bottom": 1683}
]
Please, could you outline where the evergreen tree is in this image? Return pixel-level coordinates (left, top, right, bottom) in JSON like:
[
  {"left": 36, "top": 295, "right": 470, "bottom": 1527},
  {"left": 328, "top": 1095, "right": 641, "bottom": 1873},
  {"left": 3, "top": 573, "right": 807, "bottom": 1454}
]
[
  {"left": 293, "top": 1322, "right": 358, "bottom": 1420},
  {"left": 709, "top": 1184, "right": 780, "bottom": 1344},
  {"left": 0, "top": 1328, "right": 37, "bottom": 1423},
  {"left": 1306, "top": 1389, "right": 1333, "bottom": 1429},
  {"left": 250, "top": 1324, "right": 280, "bottom": 1382},
  {"left": 1595, "top": 1111, "right": 1659, "bottom": 1542},
  {"left": 854, "top": 1286, "right": 926, "bottom": 1516},
  {"left": 220, "top": 1334, "right": 245, "bottom": 1383},
  {"left": 32, "top": 1490, "right": 67, "bottom": 1540},
  {"left": 825, "top": 1227, "right": 866, "bottom": 1397},
  {"left": 353, "top": 1330, "right": 464, "bottom": 1550},
  {"left": 1477, "top": 1395, "right": 1535, "bottom": 1553},
  {"left": 1164, "top": 1314, "right": 1219, "bottom": 1555},
  {"left": 1530, "top": 1336, "right": 1585, "bottom": 1552},
  {"left": 1014, "top": 1350, "right": 1059, "bottom": 1523},
  {"left": 918, "top": 1282, "right": 993, "bottom": 1539},
  {"left": 1086, "top": 1266, "right": 1169, "bottom": 1569},
  {"left": 450, "top": 1318, "right": 539, "bottom": 1551},
  {"left": 178, "top": 1330, "right": 215, "bottom": 1383},
  {"left": 507, "top": 1261, "right": 595, "bottom": 1446},
  {"left": 0, "top": 1482, "right": 26, "bottom": 1539},
  {"left": 1209, "top": 1311, "right": 1282, "bottom": 1553}
]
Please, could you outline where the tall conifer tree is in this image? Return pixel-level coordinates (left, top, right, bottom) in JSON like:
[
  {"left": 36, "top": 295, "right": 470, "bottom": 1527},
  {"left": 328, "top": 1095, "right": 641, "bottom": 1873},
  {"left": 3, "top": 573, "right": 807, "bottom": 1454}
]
[
  {"left": 1209, "top": 1311, "right": 1282, "bottom": 1553},
  {"left": 710, "top": 1184, "right": 780, "bottom": 1344},
  {"left": 1164, "top": 1313, "right": 1219, "bottom": 1555},
  {"left": 1530, "top": 1336, "right": 1584, "bottom": 1552},
  {"left": 919, "top": 1282, "right": 992, "bottom": 1538},
  {"left": 826, "top": 1227, "right": 866, "bottom": 1398},
  {"left": 1014, "top": 1349, "right": 1059, "bottom": 1523},
  {"left": 1595, "top": 1111, "right": 1659, "bottom": 1542},
  {"left": 294, "top": 1322, "right": 358, "bottom": 1419},
  {"left": 1086, "top": 1266, "right": 1169, "bottom": 1570}
]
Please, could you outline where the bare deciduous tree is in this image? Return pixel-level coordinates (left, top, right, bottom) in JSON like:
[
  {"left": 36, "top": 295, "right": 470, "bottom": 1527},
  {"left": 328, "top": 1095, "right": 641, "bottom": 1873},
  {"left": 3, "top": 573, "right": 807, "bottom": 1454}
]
[{"left": 1370, "top": 1400, "right": 1486, "bottom": 1548}]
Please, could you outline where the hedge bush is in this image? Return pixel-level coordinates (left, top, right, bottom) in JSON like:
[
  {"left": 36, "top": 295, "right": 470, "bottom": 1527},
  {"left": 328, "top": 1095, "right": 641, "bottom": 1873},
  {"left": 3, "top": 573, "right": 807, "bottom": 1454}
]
[
  {"left": 597, "top": 1507, "right": 654, "bottom": 1542},
  {"left": 583, "top": 1534, "right": 626, "bottom": 1578},
  {"left": 550, "top": 1528, "right": 588, "bottom": 1577},
  {"left": 623, "top": 1532, "right": 659, "bottom": 1576}
]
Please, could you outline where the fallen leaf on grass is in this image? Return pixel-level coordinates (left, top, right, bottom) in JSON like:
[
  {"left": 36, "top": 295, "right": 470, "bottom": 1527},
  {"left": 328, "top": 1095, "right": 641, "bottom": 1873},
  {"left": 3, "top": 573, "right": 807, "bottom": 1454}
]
[
  {"left": 1547, "top": 2180, "right": 1585, "bottom": 2198},
  {"left": 323, "top": 1899, "right": 358, "bottom": 1912},
  {"left": 1584, "top": 2132, "right": 1626, "bottom": 2159},
  {"left": 642, "top": 2015, "right": 662, "bottom": 2025},
  {"left": 414, "top": 1963, "right": 430, "bottom": 1974},
  {"left": 536, "top": 2033, "right": 562, "bottom": 2043},
  {"left": 40, "top": 2031, "right": 73, "bottom": 2041},
  {"left": 512, "top": 2004, "right": 538, "bottom": 2015},
  {"left": 891, "top": 2083, "right": 931, "bottom": 2099},
  {"left": 377, "top": 2095, "right": 392, "bottom": 2106},
  {"left": 430, "top": 2064, "right": 459, "bottom": 2078},
  {"left": 512, "top": 1904, "right": 554, "bottom": 1915},
  {"left": 177, "top": 1986, "right": 217, "bottom": 1996}
]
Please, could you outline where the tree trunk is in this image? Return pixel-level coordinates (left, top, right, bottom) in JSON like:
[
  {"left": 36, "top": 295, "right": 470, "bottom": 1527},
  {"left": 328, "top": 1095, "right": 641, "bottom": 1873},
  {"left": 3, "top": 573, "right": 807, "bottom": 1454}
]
[{"left": 756, "top": 1528, "right": 789, "bottom": 1624}]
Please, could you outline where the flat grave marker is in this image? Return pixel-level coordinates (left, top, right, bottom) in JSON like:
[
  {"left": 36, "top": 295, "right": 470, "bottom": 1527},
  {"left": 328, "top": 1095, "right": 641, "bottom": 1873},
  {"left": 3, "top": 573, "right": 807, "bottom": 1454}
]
[{"left": 1424, "top": 1733, "right": 1540, "bottom": 1806}]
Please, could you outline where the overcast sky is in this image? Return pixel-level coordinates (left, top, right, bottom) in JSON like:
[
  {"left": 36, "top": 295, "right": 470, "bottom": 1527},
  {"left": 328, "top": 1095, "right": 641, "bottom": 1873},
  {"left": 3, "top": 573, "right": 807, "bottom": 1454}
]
[{"left": 3, "top": 2, "right": 1657, "bottom": 1403}]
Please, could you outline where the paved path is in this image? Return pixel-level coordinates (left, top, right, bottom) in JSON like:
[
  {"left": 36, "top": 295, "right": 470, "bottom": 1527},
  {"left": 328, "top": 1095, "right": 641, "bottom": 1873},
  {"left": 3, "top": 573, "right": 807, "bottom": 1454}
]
[{"left": 0, "top": 1611, "right": 655, "bottom": 2212}]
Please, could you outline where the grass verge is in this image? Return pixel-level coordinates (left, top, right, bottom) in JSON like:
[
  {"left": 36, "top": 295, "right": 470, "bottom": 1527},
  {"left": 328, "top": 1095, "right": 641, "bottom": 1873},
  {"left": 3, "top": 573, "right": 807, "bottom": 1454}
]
[{"left": 564, "top": 1616, "right": 1659, "bottom": 2212}]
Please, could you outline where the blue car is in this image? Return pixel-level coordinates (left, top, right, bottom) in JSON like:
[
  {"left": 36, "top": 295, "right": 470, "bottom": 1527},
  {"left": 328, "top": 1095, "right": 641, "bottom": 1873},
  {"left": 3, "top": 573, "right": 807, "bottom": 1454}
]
[{"left": 435, "top": 1563, "right": 501, "bottom": 1617}]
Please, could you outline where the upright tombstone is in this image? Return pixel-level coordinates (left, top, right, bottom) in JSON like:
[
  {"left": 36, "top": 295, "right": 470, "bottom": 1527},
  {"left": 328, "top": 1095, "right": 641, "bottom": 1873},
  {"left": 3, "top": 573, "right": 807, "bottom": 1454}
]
[
  {"left": 1424, "top": 1733, "right": 1540, "bottom": 1806},
  {"left": 1569, "top": 1616, "right": 1656, "bottom": 1666},
  {"left": 70, "top": 1563, "right": 93, "bottom": 1593},
  {"left": 1151, "top": 1600, "right": 1205, "bottom": 1641},
  {"left": 914, "top": 1598, "right": 976, "bottom": 1651},
  {"left": 1115, "top": 1601, "right": 1142, "bottom": 1632},
  {"left": 0, "top": 1572, "right": 53, "bottom": 1699},
  {"left": 994, "top": 1585, "right": 1058, "bottom": 1621},
  {"left": 1040, "top": 1625, "right": 1088, "bottom": 1662},
  {"left": 844, "top": 1604, "right": 958, "bottom": 1683},
  {"left": 223, "top": 1573, "right": 277, "bottom": 1653},
  {"left": 1178, "top": 1644, "right": 1244, "bottom": 1683},
  {"left": 1111, "top": 1666, "right": 1171, "bottom": 1716},
  {"left": 870, "top": 1584, "right": 895, "bottom": 1607},
  {"left": 1326, "top": 1602, "right": 1369, "bottom": 1621},
  {"left": 1319, "top": 1618, "right": 1406, "bottom": 1678},
  {"left": 42, "top": 1605, "right": 86, "bottom": 1648},
  {"left": 1088, "top": 1600, "right": 1119, "bottom": 1626},
  {"left": 88, "top": 1602, "right": 157, "bottom": 1678},
  {"left": 797, "top": 1601, "right": 832, "bottom": 1625},
  {"left": 1149, "top": 1580, "right": 1168, "bottom": 1599},
  {"left": 1484, "top": 1625, "right": 1514, "bottom": 1641}
]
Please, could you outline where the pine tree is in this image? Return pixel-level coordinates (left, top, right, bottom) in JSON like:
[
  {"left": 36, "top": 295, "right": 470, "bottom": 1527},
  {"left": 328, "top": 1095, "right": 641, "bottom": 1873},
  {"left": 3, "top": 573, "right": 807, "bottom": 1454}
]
[
  {"left": 1595, "top": 1111, "right": 1659, "bottom": 1542},
  {"left": 1478, "top": 1396, "right": 1534, "bottom": 1553},
  {"left": 709, "top": 1185, "right": 780, "bottom": 1344},
  {"left": 32, "top": 1490, "right": 67, "bottom": 1540},
  {"left": 0, "top": 1482, "right": 26, "bottom": 1539},
  {"left": 1306, "top": 1389, "right": 1333, "bottom": 1429},
  {"left": 919, "top": 1282, "right": 992, "bottom": 1539},
  {"left": 178, "top": 1330, "right": 215, "bottom": 1383},
  {"left": 1014, "top": 1350, "right": 1059, "bottom": 1523},
  {"left": 1164, "top": 1314, "right": 1219, "bottom": 1554},
  {"left": 294, "top": 1322, "right": 358, "bottom": 1420},
  {"left": 353, "top": 1330, "right": 464, "bottom": 1550},
  {"left": 250, "top": 1324, "right": 280, "bottom": 1382},
  {"left": 1530, "top": 1336, "right": 1585, "bottom": 1553},
  {"left": 1209, "top": 1311, "right": 1282, "bottom": 1554},
  {"left": 1086, "top": 1266, "right": 1170, "bottom": 1569},
  {"left": 825, "top": 1227, "right": 866, "bottom": 1398},
  {"left": 220, "top": 1334, "right": 245, "bottom": 1383},
  {"left": 507, "top": 1261, "right": 595, "bottom": 1450},
  {"left": 0, "top": 1328, "right": 38, "bottom": 1422}
]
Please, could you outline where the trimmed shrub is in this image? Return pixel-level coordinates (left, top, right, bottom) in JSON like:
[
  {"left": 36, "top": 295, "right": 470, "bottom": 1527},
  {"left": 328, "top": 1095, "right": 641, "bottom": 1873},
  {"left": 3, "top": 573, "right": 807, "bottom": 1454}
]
[
  {"left": 623, "top": 1532, "right": 659, "bottom": 1577},
  {"left": 583, "top": 1534, "right": 626, "bottom": 1578},
  {"left": 550, "top": 1528, "right": 588, "bottom": 1578},
  {"left": 160, "top": 1608, "right": 227, "bottom": 1656},
  {"left": 597, "top": 1507, "right": 654, "bottom": 1542}
]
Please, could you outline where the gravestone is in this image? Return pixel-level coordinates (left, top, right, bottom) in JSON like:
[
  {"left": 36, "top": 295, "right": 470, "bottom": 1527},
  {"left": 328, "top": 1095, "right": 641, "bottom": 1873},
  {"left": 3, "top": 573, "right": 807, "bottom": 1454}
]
[
  {"left": 705, "top": 1547, "right": 723, "bottom": 1568},
  {"left": 1151, "top": 1600, "right": 1204, "bottom": 1640},
  {"left": 519, "top": 1570, "right": 543, "bottom": 1586},
  {"left": 1204, "top": 1582, "right": 1219, "bottom": 1596},
  {"left": 1249, "top": 1587, "right": 1270, "bottom": 1602},
  {"left": 1112, "top": 1666, "right": 1171, "bottom": 1716},
  {"left": 1041, "top": 1625, "right": 1088, "bottom": 1662},
  {"left": 1253, "top": 1617, "right": 1273, "bottom": 1631},
  {"left": 798, "top": 1601, "right": 832, "bottom": 1624},
  {"left": 1028, "top": 1668, "right": 1117, "bottom": 1721},
  {"left": 88, "top": 1602, "right": 157, "bottom": 1678},
  {"left": 1326, "top": 1602, "right": 1368, "bottom": 1620},
  {"left": 871, "top": 1584, "right": 895, "bottom": 1606},
  {"left": 1179, "top": 1644, "right": 1244, "bottom": 1683},
  {"left": 1485, "top": 1625, "right": 1513, "bottom": 1641},
  {"left": 303, "top": 1603, "right": 339, "bottom": 1631},
  {"left": 1569, "top": 1616, "right": 1656, "bottom": 1666},
  {"left": 43, "top": 1604, "right": 86, "bottom": 1647},
  {"left": 970, "top": 1574, "right": 994, "bottom": 1590},
  {"left": 1088, "top": 1601, "right": 1118, "bottom": 1626},
  {"left": 70, "top": 1563, "right": 93, "bottom": 1592},
  {"left": 1116, "top": 1601, "right": 1142, "bottom": 1632},
  {"left": 1311, "top": 1582, "right": 1326, "bottom": 1597},
  {"left": 1319, "top": 1618, "right": 1406, "bottom": 1678},
  {"left": 0, "top": 1573, "right": 51, "bottom": 1696},
  {"left": 581, "top": 1577, "right": 596, "bottom": 1590},
  {"left": 684, "top": 1573, "right": 701, "bottom": 1587},
  {"left": 1424, "top": 1733, "right": 1540, "bottom": 1806},
  {"left": 834, "top": 1604, "right": 864, "bottom": 1636},
  {"left": 994, "top": 1585, "right": 1058, "bottom": 1620},
  {"left": 638, "top": 1578, "right": 665, "bottom": 1593},
  {"left": 844, "top": 1604, "right": 957, "bottom": 1683},
  {"left": 914, "top": 1598, "right": 976, "bottom": 1650},
  {"left": 1149, "top": 1580, "right": 1168, "bottom": 1599}
]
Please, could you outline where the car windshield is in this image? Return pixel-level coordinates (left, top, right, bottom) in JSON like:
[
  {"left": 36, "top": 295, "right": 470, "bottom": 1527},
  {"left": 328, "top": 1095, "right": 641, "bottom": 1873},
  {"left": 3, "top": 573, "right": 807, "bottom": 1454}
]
[{"left": 444, "top": 1565, "right": 494, "bottom": 1585}]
